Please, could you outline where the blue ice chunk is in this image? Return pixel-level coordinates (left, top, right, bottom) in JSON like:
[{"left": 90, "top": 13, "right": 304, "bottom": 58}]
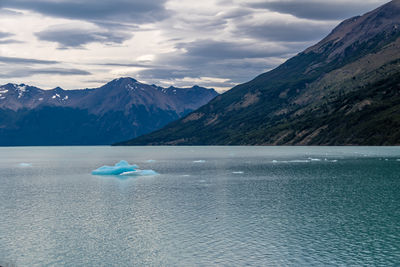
[
  {"left": 112, "top": 160, "right": 137, "bottom": 168},
  {"left": 18, "top": 163, "right": 32, "bottom": 167},
  {"left": 92, "top": 160, "right": 139, "bottom": 175}
]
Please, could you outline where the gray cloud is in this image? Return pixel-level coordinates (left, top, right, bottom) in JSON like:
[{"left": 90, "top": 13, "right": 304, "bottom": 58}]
[
  {"left": 138, "top": 61, "right": 275, "bottom": 84},
  {"left": 31, "top": 68, "right": 91, "bottom": 75},
  {"left": 0, "top": 56, "right": 59, "bottom": 64},
  {"left": 0, "top": 31, "right": 23, "bottom": 44},
  {"left": 234, "top": 20, "right": 334, "bottom": 42},
  {"left": 0, "top": 31, "right": 13, "bottom": 39},
  {"left": 218, "top": 8, "right": 253, "bottom": 20},
  {"left": 176, "top": 39, "right": 291, "bottom": 60},
  {"left": 138, "top": 67, "right": 192, "bottom": 80},
  {"left": 136, "top": 39, "right": 289, "bottom": 86},
  {"left": 94, "top": 21, "right": 144, "bottom": 32},
  {"left": 248, "top": 1, "right": 384, "bottom": 20},
  {"left": 0, "top": 0, "right": 388, "bottom": 90},
  {"left": 97, "top": 62, "right": 156, "bottom": 68},
  {"left": 0, "top": 0, "right": 169, "bottom": 24},
  {"left": 0, "top": 8, "right": 23, "bottom": 15},
  {"left": 35, "top": 27, "right": 133, "bottom": 48},
  {"left": 0, "top": 39, "right": 24, "bottom": 44},
  {"left": 0, "top": 67, "right": 91, "bottom": 78},
  {"left": 137, "top": 58, "right": 278, "bottom": 89},
  {"left": 137, "top": 40, "right": 288, "bottom": 77},
  {"left": 95, "top": 38, "right": 293, "bottom": 88},
  {"left": 178, "top": 16, "right": 229, "bottom": 32}
]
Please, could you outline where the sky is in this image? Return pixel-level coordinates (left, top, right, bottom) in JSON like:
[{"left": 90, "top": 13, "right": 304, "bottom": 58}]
[{"left": 0, "top": 0, "right": 390, "bottom": 92}]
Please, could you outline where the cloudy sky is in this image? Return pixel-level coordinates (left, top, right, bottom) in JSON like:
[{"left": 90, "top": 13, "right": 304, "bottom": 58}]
[{"left": 0, "top": 0, "right": 389, "bottom": 91}]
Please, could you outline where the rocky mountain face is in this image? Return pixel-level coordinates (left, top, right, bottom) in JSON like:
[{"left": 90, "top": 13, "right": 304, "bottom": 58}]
[
  {"left": 119, "top": 0, "right": 400, "bottom": 146},
  {"left": 0, "top": 78, "right": 218, "bottom": 145}
]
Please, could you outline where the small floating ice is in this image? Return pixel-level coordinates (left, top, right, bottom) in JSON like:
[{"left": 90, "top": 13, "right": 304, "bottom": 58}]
[
  {"left": 193, "top": 160, "right": 205, "bottom": 163},
  {"left": 397, "top": 159, "right": 400, "bottom": 161},
  {"left": 232, "top": 171, "right": 244, "bottom": 174},
  {"left": 324, "top": 158, "right": 338, "bottom": 162},
  {"left": 272, "top": 159, "right": 310, "bottom": 163},
  {"left": 120, "top": 170, "right": 158, "bottom": 176},
  {"left": 92, "top": 160, "right": 158, "bottom": 177},
  {"left": 18, "top": 163, "right": 32, "bottom": 167},
  {"left": 308, "top": 158, "right": 321, "bottom": 161},
  {"left": 289, "top": 160, "right": 310, "bottom": 163}
]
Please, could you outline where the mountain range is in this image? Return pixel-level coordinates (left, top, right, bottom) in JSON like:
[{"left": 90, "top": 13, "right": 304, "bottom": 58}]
[
  {"left": 0, "top": 78, "right": 218, "bottom": 145},
  {"left": 118, "top": 0, "right": 400, "bottom": 146}
]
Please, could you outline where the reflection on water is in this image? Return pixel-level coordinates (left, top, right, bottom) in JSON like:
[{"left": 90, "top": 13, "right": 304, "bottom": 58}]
[{"left": 0, "top": 146, "right": 399, "bottom": 266}]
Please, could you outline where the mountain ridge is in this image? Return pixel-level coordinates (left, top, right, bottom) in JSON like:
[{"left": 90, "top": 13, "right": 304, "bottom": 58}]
[
  {"left": 118, "top": 0, "right": 400, "bottom": 146},
  {"left": 0, "top": 77, "right": 218, "bottom": 145}
]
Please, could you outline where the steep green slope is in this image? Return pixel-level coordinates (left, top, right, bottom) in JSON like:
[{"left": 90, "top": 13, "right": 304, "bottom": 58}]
[{"left": 117, "top": 0, "right": 400, "bottom": 146}]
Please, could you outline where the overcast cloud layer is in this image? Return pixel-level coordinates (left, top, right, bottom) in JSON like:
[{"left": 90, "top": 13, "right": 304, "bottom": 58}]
[{"left": 0, "top": 0, "right": 389, "bottom": 91}]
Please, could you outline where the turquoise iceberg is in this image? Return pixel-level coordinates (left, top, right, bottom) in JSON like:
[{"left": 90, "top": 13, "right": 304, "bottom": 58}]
[
  {"left": 92, "top": 160, "right": 138, "bottom": 175},
  {"left": 92, "top": 160, "right": 158, "bottom": 176}
]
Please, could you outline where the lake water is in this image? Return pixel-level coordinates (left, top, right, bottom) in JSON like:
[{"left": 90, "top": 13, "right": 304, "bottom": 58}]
[{"left": 0, "top": 146, "right": 399, "bottom": 266}]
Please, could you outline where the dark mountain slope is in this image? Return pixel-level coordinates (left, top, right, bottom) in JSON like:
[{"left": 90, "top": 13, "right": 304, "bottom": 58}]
[{"left": 118, "top": 0, "right": 400, "bottom": 145}]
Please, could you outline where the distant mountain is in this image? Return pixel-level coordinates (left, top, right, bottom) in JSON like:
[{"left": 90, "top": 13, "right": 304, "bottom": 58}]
[
  {"left": 118, "top": 0, "right": 400, "bottom": 146},
  {"left": 0, "top": 78, "right": 218, "bottom": 145},
  {"left": 0, "top": 84, "right": 93, "bottom": 111}
]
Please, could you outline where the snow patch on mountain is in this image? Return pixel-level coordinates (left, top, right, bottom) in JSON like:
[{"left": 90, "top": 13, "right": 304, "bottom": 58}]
[
  {"left": 17, "top": 85, "right": 27, "bottom": 98},
  {"left": 126, "top": 84, "right": 137, "bottom": 91}
]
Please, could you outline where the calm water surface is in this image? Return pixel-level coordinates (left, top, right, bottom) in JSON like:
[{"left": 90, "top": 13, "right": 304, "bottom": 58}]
[{"left": 0, "top": 146, "right": 399, "bottom": 266}]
